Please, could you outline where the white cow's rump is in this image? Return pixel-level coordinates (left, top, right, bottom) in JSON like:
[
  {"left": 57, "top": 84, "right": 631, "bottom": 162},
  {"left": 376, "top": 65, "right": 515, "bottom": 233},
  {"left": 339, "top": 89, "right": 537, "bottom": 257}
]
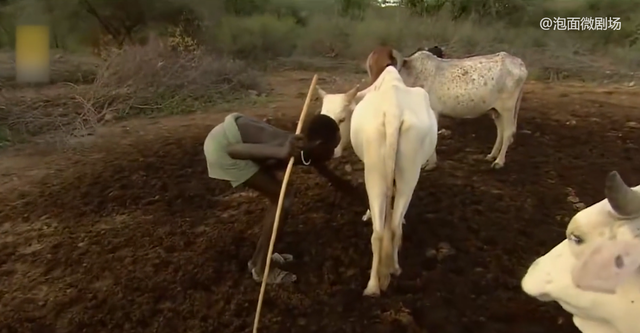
[
  {"left": 360, "top": 49, "right": 527, "bottom": 169},
  {"left": 317, "top": 66, "right": 438, "bottom": 296},
  {"left": 521, "top": 171, "right": 640, "bottom": 333}
]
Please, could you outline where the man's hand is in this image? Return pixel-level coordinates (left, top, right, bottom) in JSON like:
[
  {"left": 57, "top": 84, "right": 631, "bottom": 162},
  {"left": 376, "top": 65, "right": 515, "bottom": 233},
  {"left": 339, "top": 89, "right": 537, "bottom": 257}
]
[
  {"left": 313, "top": 163, "right": 367, "bottom": 205},
  {"left": 281, "top": 134, "right": 305, "bottom": 159}
]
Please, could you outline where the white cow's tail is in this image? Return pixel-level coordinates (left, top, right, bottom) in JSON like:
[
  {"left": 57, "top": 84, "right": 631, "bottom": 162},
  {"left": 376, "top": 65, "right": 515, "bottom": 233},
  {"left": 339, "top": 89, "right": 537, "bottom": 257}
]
[
  {"left": 384, "top": 108, "right": 401, "bottom": 210},
  {"left": 380, "top": 105, "right": 401, "bottom": 274}
]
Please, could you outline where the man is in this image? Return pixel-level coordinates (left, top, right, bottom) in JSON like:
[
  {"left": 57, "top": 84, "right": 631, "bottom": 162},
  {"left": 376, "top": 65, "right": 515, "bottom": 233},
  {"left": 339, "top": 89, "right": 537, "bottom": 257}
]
[{"left": 204, "top": 112, "right": 361, "bottom": 283}]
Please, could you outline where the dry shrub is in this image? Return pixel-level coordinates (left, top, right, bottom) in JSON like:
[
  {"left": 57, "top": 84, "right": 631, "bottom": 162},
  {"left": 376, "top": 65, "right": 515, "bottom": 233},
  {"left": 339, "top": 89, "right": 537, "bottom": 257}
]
[
  {"left": 81, "top": 34, "right": 266, "bottom": 120},
  {"left": 0, "top": 87, "right": 91, "bottom": 144},
  {"left": 0, "top": 34, "right": 266, "bottom": 146}
]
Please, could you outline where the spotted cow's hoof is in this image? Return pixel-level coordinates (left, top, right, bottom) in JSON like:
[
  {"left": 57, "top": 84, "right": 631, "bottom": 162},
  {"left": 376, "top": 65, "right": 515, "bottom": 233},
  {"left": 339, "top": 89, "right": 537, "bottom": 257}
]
[{"left": 485, "top": 154, "right": 497, "bottom": 161}]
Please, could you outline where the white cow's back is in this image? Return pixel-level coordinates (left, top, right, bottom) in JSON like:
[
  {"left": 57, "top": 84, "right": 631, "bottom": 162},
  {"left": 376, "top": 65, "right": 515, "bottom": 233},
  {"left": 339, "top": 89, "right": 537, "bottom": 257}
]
[{"left": 351, "top": 83, "right": 436, "bottom": 164}]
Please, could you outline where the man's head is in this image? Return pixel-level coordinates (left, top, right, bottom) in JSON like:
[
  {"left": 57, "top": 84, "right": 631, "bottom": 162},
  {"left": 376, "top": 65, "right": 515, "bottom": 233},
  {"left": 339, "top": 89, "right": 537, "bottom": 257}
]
[
  {"left": 303, "top": 114, "right": 340, "bottom": 162},
  {"left": 315, "top": 85, "right": 359, "bottom": 158}
]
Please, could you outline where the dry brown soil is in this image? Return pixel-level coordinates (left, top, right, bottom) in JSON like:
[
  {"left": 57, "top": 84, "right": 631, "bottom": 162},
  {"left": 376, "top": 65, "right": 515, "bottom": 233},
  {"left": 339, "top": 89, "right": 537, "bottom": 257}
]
[{"left": 1, "top": 69, "right": 640, "bottom": 333}]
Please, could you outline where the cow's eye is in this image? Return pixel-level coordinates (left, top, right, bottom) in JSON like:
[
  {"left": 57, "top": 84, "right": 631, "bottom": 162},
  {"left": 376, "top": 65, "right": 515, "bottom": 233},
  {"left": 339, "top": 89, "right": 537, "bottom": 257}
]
[{"left": 568, "top": 233, "right": 584, "bottom": 245}]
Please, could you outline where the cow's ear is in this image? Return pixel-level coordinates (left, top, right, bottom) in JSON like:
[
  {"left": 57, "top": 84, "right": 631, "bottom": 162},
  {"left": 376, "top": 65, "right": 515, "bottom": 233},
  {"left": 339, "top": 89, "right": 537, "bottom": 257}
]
[
  {"left": 316, "top": 86, "right": 327, "bottom": 99},
  {"left": 345, "top": 84, "right": 359, "bottom": 102}
]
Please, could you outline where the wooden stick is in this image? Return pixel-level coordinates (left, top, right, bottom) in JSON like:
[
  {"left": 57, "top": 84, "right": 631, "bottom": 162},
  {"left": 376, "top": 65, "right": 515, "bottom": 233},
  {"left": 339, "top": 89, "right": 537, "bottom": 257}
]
[{"left": 252, "top": 74, "right": 319, "bottom": 333}]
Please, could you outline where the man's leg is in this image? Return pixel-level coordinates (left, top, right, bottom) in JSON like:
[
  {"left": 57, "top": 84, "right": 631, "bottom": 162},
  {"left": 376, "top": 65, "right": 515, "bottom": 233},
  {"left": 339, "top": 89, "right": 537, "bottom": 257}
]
[{"left": 243, "top": 168, "right": 296, "bottom": 283}]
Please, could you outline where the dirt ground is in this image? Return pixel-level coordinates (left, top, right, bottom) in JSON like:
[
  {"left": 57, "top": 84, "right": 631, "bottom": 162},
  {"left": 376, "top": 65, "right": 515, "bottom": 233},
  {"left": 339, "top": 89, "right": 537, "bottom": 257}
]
[{"left": 1, "top": 68, "right": 640, "bottom": 333}]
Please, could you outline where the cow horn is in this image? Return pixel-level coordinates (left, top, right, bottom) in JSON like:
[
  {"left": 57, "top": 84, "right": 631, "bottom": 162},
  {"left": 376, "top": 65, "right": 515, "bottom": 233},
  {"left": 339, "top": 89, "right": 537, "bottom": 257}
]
[{"left": 605, "top": 171, "right": 640, "bottom": 217}]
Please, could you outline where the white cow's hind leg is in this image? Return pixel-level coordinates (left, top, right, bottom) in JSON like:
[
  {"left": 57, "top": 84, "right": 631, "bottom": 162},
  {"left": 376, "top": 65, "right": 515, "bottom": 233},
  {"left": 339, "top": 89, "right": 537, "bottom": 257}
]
[
  {"left": 392, "top": 127, "right": 428, "bottom": 277},
  {"left": 486, "top": 110, "right": 503, "bottom": 161},
  {"left": 363, "top": 208, "right": 406, "bottom": 225},
  {"left": 379, "top": 223, "right": 393, "bottom": 291},
  {"left": 362, "top": 167, "right": 387, "bottom": 297},
  {"left": 364, "top": 218, "right": 385, "bottom": 296}
]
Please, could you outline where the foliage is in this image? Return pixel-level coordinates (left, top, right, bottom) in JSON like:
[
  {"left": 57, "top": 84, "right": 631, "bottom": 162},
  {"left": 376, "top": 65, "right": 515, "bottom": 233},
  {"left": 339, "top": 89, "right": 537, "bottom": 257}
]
[{"left": 1, "top": 0, "right": 640, "bottom": 145}]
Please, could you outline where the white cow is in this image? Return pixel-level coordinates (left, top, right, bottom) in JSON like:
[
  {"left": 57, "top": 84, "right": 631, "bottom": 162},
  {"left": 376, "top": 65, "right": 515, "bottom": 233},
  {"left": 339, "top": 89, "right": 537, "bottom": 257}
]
[
  {"left": 358, "top": 48, "right": 528, "bottom": 169},
  {"left": 316, "top": 65, "right": 438, "bottom": 296},
  {"left": 521, "top": 171, "right": 640, "bottom": 333}
]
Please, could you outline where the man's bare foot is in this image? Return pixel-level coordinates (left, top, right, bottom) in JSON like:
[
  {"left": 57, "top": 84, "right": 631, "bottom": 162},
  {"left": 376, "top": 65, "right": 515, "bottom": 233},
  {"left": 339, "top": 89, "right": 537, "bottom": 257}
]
[
  {"left": 247, "top": 253, "right": 294, "bottom": 271},
  {"left": 251, "top": 267, "right": 297, "bottom": 283},
  {"left": 271, "top": 253, "right": 293, "bottom": 264}
]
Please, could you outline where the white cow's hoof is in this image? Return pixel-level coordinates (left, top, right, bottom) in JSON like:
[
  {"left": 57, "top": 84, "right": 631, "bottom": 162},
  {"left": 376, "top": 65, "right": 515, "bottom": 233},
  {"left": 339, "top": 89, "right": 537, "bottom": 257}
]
[
  {"left": 485, "top": 154, "right": 497, "bottom": 161},
  {"left": 361, "top": 209, "right": 371, "bottom": 221},
  {"left": 391, "top": 266, "right": 402, "bottom": 277},
  {"left": 491, "top": 161, "right": 504, "bottom": 169},
  {"left": 363, "top": 283, "right": 381, "bottom": 297}
]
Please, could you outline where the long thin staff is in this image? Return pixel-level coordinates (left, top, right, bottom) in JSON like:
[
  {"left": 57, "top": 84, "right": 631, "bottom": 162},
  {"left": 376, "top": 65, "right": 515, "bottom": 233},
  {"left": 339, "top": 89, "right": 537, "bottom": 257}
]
[{"left": 252, "top": 74, "right": 319, "bottom": 333}]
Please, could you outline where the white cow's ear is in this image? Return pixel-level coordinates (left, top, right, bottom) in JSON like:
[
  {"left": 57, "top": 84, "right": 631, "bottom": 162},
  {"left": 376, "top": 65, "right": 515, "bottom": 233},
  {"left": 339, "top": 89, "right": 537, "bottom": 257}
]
[
  {"left": 316, "top": 86, "right": 327, "bottom": 98},
  {"left": 345, "top": 85, "right": 359, "bottom": 101}
]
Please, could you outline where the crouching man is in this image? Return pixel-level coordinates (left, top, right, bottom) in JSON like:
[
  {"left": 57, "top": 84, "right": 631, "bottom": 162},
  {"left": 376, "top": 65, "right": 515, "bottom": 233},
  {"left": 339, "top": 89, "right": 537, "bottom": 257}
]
[{"left": 203, "top": 112, "right": 362, "bottom": 284}]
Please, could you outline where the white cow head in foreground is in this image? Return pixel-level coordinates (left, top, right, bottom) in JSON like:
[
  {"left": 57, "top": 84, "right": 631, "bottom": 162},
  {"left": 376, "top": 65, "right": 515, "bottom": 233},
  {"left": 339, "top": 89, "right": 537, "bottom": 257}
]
[
  {"left": 315, "top": 84, "right": 359, "bottom": 158},
  {"left": 521, "top": 171, "right": 640, "bottom": 333}
]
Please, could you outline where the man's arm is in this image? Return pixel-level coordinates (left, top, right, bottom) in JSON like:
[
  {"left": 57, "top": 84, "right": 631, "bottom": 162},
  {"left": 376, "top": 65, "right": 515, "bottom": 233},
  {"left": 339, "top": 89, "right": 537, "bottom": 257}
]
[
  {"left": 227, "top": 143, "right": 286, "bottom": 160},
  {"left": 312, "top": 163, "right": 367, "bottom": 204}
]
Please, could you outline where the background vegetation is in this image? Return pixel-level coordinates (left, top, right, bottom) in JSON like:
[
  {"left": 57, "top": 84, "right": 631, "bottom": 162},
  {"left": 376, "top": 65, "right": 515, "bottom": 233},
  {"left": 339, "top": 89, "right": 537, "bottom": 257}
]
[{"left": 1, "top": 0, "right": 639, "bottom": 145}]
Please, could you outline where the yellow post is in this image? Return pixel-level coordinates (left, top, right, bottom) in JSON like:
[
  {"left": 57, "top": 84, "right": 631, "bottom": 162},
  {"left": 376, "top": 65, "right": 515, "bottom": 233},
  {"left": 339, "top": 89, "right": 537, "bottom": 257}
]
[{"left": 15, "top": 25, "right": 50, "bottom": 83}]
